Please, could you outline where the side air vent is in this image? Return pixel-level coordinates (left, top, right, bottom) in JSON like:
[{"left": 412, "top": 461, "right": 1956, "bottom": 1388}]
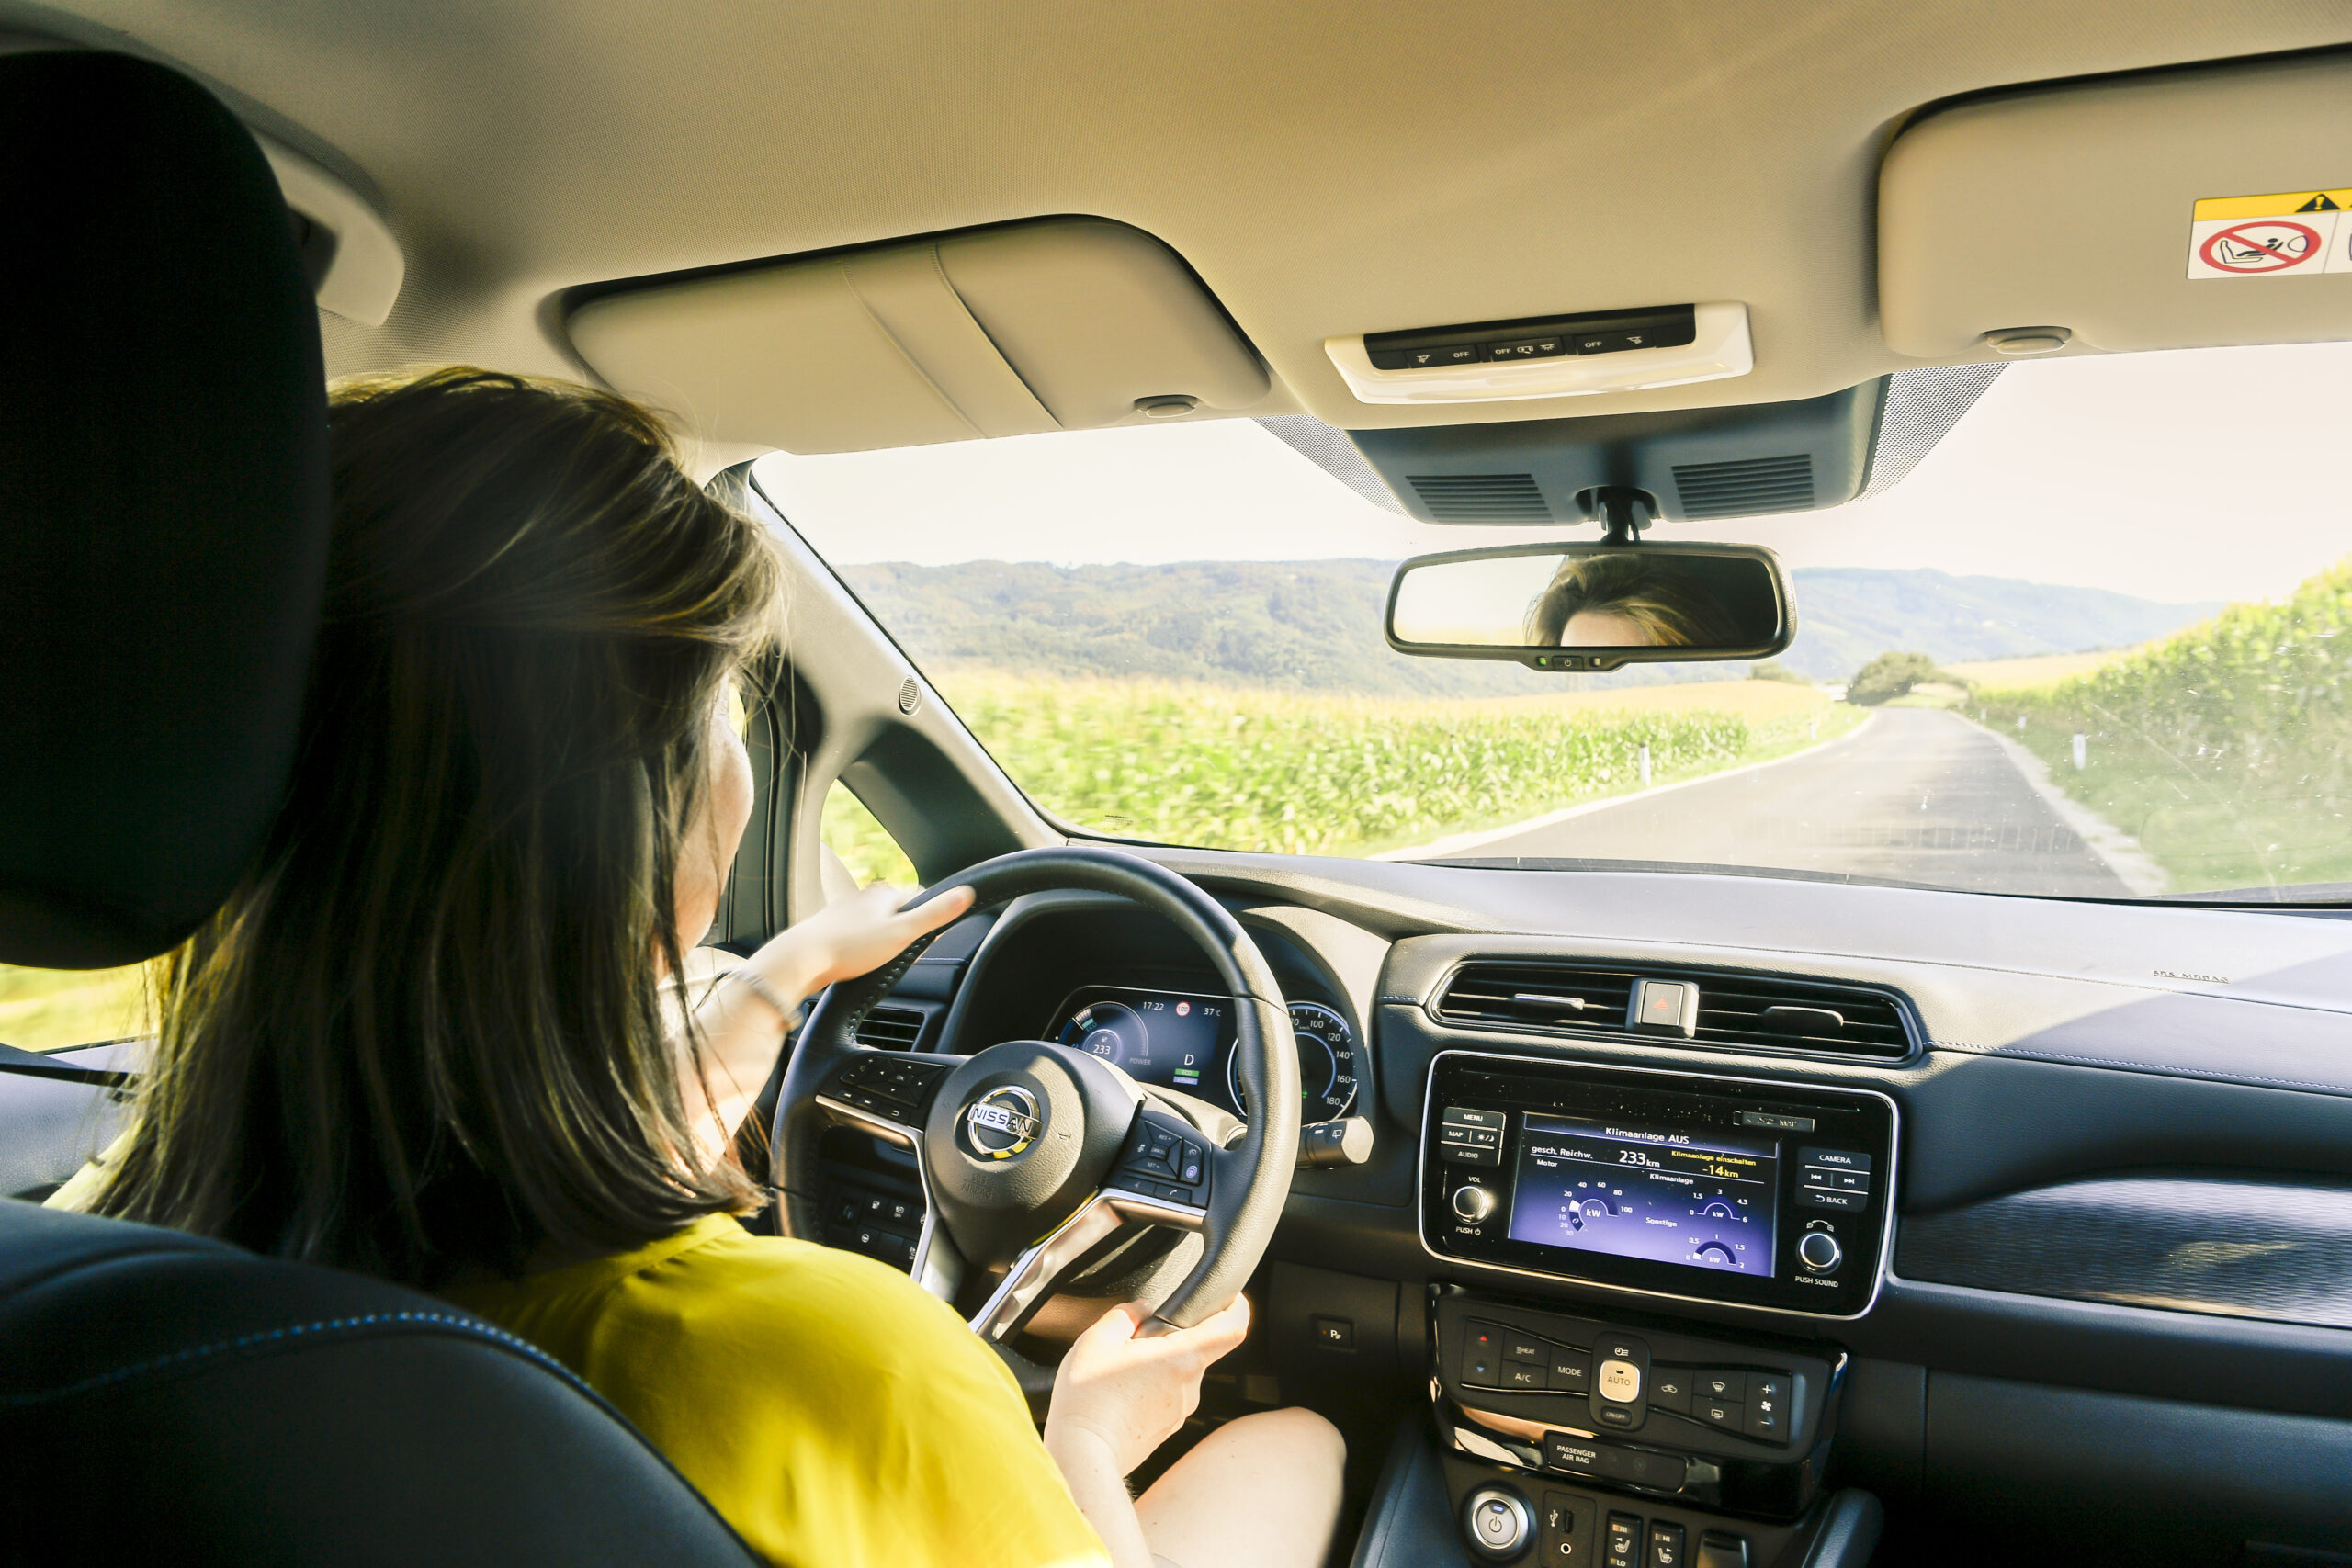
[
  {"left": 1433, "top": 961, "right": 1917, "bottom": 1060},
  {"left": 854, "top": 1005, "right": 929, "bottom": 1051},
  {"left": 1670, "top": 454, "right": 1815, "bottom": 519},
  {"left": 1407, "top": 473, "right": 1551, "bottom": 521}
]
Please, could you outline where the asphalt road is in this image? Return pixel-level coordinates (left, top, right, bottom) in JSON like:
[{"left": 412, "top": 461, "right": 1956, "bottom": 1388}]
[{"left": 1435, "top": 707, "right": 2130, "bottom": 896}]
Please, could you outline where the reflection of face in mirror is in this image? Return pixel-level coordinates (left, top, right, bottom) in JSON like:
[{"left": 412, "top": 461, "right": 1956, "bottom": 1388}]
[{"left": 1526, "top": 553, "right": 1738, "bottom": 649}]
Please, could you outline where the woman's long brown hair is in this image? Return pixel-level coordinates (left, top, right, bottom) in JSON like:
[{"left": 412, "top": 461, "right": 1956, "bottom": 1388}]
[{"left": 90, "top": 367, "right": 781, "bottom": 1285}]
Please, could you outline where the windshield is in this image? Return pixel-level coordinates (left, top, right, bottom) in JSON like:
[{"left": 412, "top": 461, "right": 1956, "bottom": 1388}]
[{"left": 756, "top": 342, "right": 2352, "bottom": 904}]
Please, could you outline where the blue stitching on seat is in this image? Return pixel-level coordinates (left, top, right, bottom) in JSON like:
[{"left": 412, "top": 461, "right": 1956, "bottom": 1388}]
[{"left": 1, "top": 1308, "right": 592, "bottom": 1408}]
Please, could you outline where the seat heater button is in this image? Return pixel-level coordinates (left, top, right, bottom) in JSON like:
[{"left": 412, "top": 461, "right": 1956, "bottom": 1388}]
[
  {"left": 1647, "top": 1520, "right": 1686, "bottom": 1568},
  {"left": 1604, "top": 1513, "right": 1642, "bottom": 1568},
  {"left": 1597, "top": 1359, "right": 1642, "bottom": 1403}
]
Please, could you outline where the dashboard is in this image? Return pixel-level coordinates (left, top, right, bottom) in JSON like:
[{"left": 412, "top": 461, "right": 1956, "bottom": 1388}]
[{"left": 1049, "top": 986, "right": 1362, "bottom": 1123}]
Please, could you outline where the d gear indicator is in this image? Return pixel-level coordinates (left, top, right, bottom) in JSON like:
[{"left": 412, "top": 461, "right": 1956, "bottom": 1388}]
[{"left": 1507, "top": 1112, "right": 1779, "bottom": 1277}]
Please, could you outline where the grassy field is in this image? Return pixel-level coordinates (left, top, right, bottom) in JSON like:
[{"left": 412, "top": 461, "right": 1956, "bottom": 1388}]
[
  {"left": 1973, "top": 562, "right": 2352, "bottom": 893},
  {"left": 0, "top": 962, "right": 147, "bottom": 1053},
  {"left": 824, "top": 673, "right": 1859, "bottom": 878}
]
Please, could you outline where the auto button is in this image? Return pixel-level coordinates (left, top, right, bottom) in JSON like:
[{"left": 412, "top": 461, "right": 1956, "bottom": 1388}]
[{"left": 1588, "top": 1331, "right": 1650, "bottom": 1433}]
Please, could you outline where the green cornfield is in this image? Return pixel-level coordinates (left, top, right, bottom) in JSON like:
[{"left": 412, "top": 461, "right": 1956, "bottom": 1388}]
[
  {"left": 1974, "top": 557, "right": 2352, "bottom": 892},
  {"left": 824, "top": 673, "right": 1855, "bottom": 877}
]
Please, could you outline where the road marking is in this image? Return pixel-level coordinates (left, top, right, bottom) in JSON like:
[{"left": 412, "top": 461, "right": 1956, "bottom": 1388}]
[{"left": 1373, "top": 713, "right": 1880, "bottom": 862}]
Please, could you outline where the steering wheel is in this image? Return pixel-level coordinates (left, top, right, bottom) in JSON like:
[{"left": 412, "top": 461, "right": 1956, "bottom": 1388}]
[{"left": 772, "top": 846, "right": 1300, "bottom": 1340}]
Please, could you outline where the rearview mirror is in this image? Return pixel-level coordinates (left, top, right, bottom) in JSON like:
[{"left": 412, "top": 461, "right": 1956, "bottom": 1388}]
[{"left": 1385, "top": 543, "right": 1794, "bottom": 672}]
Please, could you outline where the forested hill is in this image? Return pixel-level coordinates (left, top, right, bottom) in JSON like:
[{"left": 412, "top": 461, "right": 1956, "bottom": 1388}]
[{"left": 834, "top": 559, "right": 2221, "bottom": 694}]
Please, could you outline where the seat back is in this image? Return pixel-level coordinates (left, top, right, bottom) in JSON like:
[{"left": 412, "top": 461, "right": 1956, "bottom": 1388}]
[{"left": 0, "top": 50, "right": 754, "bottom": 1564}]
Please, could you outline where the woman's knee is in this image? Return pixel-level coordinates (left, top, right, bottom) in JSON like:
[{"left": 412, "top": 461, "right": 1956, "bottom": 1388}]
[{"left": 1226, "top": 1405, "right": 1347, "bottom": 1484}]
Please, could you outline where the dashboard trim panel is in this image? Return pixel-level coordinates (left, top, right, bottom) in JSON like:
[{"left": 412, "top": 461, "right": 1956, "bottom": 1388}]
[{"left": 1414, "top": 1049, "right": 1901, "bottom": 1322}]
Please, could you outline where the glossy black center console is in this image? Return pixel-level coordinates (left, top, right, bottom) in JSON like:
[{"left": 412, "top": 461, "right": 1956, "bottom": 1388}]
[{"left": 1419, "top": 1053, "right": 1897, "bottom": 1319}]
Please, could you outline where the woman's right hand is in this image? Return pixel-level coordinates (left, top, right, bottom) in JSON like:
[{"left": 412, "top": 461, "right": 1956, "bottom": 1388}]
[{"left": 1042, "top": 1296, "right": 1251, "bottom": 1479}]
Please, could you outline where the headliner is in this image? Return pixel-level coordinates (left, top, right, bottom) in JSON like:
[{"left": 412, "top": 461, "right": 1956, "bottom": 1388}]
[{"left": 15, "top": 1, "right": 2350, "bottom": 434}]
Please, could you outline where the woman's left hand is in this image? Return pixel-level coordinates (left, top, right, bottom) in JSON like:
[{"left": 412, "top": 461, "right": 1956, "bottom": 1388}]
[{"left": 750, "top": 882, "right": 977, "bottom": 1000}]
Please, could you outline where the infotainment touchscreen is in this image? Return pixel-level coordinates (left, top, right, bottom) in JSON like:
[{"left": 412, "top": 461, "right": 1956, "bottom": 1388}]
[{"left": 1507, "top": 1113, "right": 1779, "bottom": 1276}]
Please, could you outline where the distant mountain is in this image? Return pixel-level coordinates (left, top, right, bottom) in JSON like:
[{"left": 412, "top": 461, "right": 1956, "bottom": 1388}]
[
  {"left": 833, "top": 559, "right": 2221, "bottom": 695},
  {"left": 1778, "top": 568, "right": 2222, "bottom": 681}
]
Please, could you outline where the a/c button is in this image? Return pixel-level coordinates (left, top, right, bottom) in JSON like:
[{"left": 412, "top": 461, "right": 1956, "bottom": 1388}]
[{"left": 1597, "top": 1359, "right": 1642, "bottom": 1403}]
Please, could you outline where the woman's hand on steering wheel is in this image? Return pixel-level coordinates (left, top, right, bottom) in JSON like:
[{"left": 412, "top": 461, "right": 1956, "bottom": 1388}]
[
  {"left": 1043, "top": 1295, "right": 1252, "bottom": 1479},
  {"left": 744, "top": 882, "right": 978, "bottom": 1004}
]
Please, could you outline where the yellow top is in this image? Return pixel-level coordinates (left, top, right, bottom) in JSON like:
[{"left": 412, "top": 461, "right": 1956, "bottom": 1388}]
[{"left": 444, "top": 1213, "right": 1107, "bottom": 1568}]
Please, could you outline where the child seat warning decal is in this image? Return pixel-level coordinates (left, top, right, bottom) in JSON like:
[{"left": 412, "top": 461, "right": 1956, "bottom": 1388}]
[{"left": 2188, "top": 189, "right": 2352, "bottom": 279}]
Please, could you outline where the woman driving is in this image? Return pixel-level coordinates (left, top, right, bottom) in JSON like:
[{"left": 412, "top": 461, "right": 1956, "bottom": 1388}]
[
  {"left": 1525, "top": 550, "right": 1737, "bottom": 649},
  {"left": 66, "top": 367, "right": 1343, "bottom": 1568}
]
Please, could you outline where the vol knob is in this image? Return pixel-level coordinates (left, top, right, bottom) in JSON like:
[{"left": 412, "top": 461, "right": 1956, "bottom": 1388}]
[
  {"left": 1453, "top": 1185, "right": 1498, "bottom": 1223},
  {"left": 1797, "top": 1231, "right": 1843, "bottom": 1272}
]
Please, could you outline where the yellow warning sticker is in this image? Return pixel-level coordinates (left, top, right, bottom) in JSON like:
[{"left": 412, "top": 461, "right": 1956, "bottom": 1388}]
[
  {"left": 2191, "top": 189, "right": 2352, "bottom": 221},
  {"left": 2188, "top": 188, "right": 2352, "bottom": 279}
]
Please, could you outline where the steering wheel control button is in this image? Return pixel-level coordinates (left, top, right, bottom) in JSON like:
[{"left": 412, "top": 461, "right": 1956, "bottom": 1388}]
[
  {"left": 1796, "top": 1229, "right": 1844, "bottom": 1271},
  {"left": 1462, "top": 1486, "right": 1532, "bottom": 1562},
  {"left": 1597, "top": 1359, "right": 1642, "bottom": 1403}
]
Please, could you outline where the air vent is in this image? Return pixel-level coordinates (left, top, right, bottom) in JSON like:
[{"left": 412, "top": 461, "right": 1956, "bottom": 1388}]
[
  {"left": 1434, "top": 961, "right": 1917, "bottom": 1060},
  {"left": 1670, "top": 454, "right": 1815, "bottom": 519},
  {"left": 854, "top": 1005, "right": 928, "bottom": 1051},
  {"left": 1690, "top": 975, "right": 1913, "bottom": 1058},
  {"left": 1407, "top": 473, "right": 1551, "bottom": 521},
  {"left": 1434, "top": 963, "right": 1637, "bottom": 1034}
]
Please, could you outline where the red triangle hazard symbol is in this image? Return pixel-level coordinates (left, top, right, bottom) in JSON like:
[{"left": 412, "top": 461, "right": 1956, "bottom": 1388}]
[{"left": 2294, "top": 194, "right": 2342, "bottom": 212}]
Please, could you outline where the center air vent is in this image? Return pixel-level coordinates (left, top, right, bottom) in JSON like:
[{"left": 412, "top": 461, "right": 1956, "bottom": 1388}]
[
  {"left": 1407, "top": 473, "right": 1551, "bottom": 521},
  {"left": 1670, "top": 454, "right": 1815, "bottom": 519},
  {"left": 1434, "top": 961, "right": 1917, "bottom": 1060},
  {"left": 854, "top": 1005, "right": 929, "bottom": 1051}
]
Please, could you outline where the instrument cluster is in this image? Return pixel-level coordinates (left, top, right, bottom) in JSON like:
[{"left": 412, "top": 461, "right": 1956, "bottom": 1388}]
[{"left": 1052, "top": 985, "right": 1360, "bottom": 1123}]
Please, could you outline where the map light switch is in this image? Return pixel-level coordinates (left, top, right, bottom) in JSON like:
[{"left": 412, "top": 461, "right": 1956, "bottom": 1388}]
[{"left": 1631, "top": 980, "right": 1698, "bottom": 1037}]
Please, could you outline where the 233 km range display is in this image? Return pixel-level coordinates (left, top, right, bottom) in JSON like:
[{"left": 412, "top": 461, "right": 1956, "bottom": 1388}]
[{"left": 1509, "top": 1113, "right": 1779, "bottom": 1275}]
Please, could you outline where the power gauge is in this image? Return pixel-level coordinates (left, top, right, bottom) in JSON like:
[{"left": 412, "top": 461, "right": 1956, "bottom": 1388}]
[{"left": 1229, "top": 1000, "right": 1360, "bottom": 1122}]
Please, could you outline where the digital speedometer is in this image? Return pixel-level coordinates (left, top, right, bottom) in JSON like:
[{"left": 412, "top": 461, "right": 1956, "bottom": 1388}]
[{"left": 1228, "top": 1000, "right": 1360, "bottom": 1123}]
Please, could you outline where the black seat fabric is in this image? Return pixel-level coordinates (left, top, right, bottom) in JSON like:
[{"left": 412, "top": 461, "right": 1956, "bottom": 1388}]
[
  {"left": 0, "top": 49, "right": 330, "bottom": 968},
  {"left": 0, "top": 1201, "right": 755, "bottom": 1564},
  {"left": 0, "top": 51, "right": 756, "bottom": 1565}
]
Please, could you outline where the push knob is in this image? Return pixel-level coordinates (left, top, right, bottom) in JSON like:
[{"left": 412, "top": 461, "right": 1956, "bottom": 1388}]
[
  {"left": 1452, "top": 1185, "right": 1498, "bottom": 1223},
  {"left": 1462, "top": 1485, "right": 1532, "bottom": 1562},
  {"left": 1796, "top": 1231, "right": 1843, "bottom": 1272}
]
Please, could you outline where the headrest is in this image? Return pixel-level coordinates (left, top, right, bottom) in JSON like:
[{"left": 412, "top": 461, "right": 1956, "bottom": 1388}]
[{"left": 0, "top": 51, "right": 329, "bottom": 967}]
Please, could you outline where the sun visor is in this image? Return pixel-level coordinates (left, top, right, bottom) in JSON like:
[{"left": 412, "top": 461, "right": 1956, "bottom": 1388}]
[
  {"left": 1881, "top": 53, "right": 2352, "bottom": 358},
  {"left": 568, "top": 217, "right": 1270, "bottom": 454},
  {"left": 1346, "top": 382, "right": 1883, "bottom": 526}
]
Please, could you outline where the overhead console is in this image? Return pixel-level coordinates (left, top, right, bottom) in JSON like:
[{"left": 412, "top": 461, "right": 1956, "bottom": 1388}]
[
  {"left": 568, "top": 216, "right": 1271, "bottom": 453},
  {"left": 1324, "top": 302, "right": 1752, "bottom": 406},
  {"left": 1420, "top": 1054, "right": 1897, "bottom": 1319}
]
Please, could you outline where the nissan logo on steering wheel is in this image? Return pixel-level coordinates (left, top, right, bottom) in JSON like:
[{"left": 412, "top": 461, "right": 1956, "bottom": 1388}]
[{"left": 963, "top": 1085, "right": 1042, "bottom": 1159}]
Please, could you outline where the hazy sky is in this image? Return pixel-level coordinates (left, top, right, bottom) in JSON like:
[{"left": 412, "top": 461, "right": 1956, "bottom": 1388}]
[{"left": 757, "top": 339, "right": 2352, "bottom": 605}]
